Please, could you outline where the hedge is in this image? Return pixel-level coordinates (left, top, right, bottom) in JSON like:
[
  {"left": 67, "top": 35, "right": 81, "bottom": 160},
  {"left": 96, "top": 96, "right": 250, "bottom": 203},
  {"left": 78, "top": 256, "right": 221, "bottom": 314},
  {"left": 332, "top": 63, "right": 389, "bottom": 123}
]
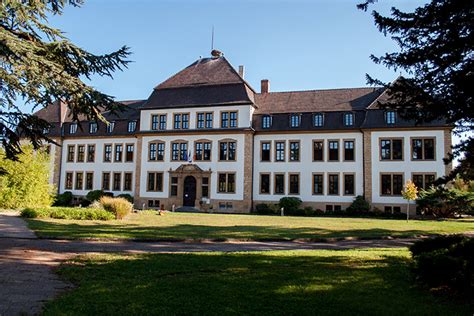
[{"left": 21, "top": 207, "right": 114, "bottom": 221}]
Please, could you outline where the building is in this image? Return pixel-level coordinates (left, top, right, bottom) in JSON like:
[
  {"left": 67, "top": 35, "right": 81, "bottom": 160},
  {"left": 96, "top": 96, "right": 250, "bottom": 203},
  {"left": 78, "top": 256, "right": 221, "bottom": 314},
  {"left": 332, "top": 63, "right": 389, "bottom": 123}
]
[{"left": 35, "top": 53, "right": 451, "bottom": 214}]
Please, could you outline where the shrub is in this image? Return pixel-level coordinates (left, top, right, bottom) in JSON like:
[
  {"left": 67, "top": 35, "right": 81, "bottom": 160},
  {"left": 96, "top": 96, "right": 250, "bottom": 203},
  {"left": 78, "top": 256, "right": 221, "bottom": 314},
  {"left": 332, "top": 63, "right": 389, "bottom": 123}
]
[
  {"left": 346, "top": 195, "right": 370, "bottom": 214},
  {"left": 20, "top": 207, "right": 114, "bottom": 220},
  {"left": 54, "top": 191, "right": 73, "bottom": 206},
  {"left": 86, "top": 190, "right": 106, "bottom": 202},
  {"left": 279, "top": 197, "right": 302, "bottom": 212},
  {"left": 417, "top": 187, "right": 474, "bottom": 217},
  {"left": 99, "top": 196, "right": 133, "bottom": 219},
  {"left": 117, "top": 194, "right": 134, "bottom": 204},
  {"left": 254, "top": 203, "right": 279, "bottom": 215}
]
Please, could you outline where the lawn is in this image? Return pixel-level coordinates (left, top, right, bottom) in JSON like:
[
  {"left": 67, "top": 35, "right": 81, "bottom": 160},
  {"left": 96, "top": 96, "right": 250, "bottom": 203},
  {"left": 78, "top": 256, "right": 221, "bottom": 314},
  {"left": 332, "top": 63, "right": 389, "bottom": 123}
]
[
  {"left": 26, "top": 212, "right": 474, "bottom": 240},
  {"left": 43, "top": 248, "right": 473, "bottom": 315}
]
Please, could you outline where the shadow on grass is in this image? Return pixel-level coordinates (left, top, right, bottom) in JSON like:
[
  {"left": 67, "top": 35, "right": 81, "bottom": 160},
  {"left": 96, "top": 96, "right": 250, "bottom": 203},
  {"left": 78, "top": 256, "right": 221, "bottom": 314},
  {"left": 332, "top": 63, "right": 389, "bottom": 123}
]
[{"left": 43, "top": 250, "right": 472, "bottom": 315}]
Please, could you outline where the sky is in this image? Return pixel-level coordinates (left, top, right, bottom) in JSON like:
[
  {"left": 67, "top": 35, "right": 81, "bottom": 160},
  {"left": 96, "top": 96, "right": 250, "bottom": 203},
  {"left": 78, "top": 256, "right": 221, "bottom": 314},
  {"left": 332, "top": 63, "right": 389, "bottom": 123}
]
[{"left": 47, "top": 0, "right": 427, "bottom": 102}]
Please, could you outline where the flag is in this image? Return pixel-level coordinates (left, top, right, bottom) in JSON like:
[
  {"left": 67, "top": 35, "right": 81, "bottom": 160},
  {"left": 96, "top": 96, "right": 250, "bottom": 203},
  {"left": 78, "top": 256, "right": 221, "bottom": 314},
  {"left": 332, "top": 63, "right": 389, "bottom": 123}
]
[{"left": 188, "top": 150, "right": 192, "bottom": 163}]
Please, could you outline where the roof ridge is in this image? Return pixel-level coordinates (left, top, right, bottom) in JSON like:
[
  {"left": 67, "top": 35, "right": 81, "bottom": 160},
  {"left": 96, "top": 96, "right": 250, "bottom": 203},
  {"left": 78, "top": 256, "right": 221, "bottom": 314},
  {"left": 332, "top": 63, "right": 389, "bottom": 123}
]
[{"left": 257, "top": 87, "right": 382, "bottom": 94}]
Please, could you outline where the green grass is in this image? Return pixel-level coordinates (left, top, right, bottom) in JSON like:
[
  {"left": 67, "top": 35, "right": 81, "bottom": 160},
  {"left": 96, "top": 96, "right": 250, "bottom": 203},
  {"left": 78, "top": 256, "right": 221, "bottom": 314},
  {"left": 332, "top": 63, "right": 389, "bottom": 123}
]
[
  {"left": 26, "top": 212, "right": 474, "bottom": 240},
  {"left": 43, "top": 248, "right": 473, "bottom": 315}
]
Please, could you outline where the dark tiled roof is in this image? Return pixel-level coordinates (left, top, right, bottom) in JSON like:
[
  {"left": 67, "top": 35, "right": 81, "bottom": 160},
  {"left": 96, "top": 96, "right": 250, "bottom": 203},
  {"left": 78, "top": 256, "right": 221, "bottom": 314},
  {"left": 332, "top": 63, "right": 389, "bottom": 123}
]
[
  {"left": 254, "top": 88, "right": 384, "bottom": 114},
  {"left": 361, "top": 109, "right": 448, "bottom": 129}
]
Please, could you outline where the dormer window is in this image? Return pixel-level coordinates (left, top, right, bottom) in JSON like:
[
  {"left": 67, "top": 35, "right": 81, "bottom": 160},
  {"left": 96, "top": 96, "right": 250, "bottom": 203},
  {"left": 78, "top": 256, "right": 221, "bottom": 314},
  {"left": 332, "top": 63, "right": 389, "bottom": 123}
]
[
  {"left": 385, "top": 111, "right": 396, "bottom": 125},
  {"left": 106, "top": 122, "right": 115, "bottom": 133},
  {"left": 128, "top": 120, "right": 137, "bottom": 132},
  {"left": 89, "top": 122, "right": 97, "bottom": 134},
  {"left": 69, "top": 123, "right": 77, "bottom": 134},
  {"left": 313, "top": 113, "right": 324, "bottom": 127},
  {"left": 262, "top": 115, "right": 272, "bottom": 129},
  {"left": 43, "top": 127, "right": 50, "bottom": 134},
  {"left": 290, "top": 113, "right": 300, "bottom": 128},
  {"left": 343, "top": 113, "right": 354, "bottom": 126}
]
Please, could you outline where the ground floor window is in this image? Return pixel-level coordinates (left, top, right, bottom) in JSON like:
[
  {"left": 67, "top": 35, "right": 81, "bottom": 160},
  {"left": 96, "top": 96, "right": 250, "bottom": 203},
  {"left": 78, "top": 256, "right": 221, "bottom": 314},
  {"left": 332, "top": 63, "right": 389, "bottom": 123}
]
[
  {"left": 344, "top": 174, "right": 355, "bottom": 195},
  {"left": 123, "top": 172, "right": 133, "bottom": 191},
  {"left": 313, "top": 174, "right": 323, "bottom": 195},
  {"left": 170, "top": 177, "right": 178, "bottom": 196},
  {"left": 274, "top": 174, "right": 285, "bottom": 194},
  {"left": 289, "top": 174, "right": 299, "bottom": 195},
  {"left": 202, "top": 177, "right": 209, "bottom": 198},
  {"left": 102, "top": 172, "right": 110, "bottom": 191},
  {"left": 381, "top": 174, "right": 404, "bottom": 196},
  {"left": 412, "top": 173, "right": 436, "bottom": 190},
  {"left": 85, "top": 172, "right": 94, "bottom": 190},
  {"left": 260, "top": 174, "right": 270, "bottom": 194},
  {"left": 65, "top": 172, "right": 73, "bottom": 190},
  {"left": 148, "top": 200, "right": 160, "bottom": 208},
  {"left": 328, "top": 174, "right": 339, "bottom": 195},
  {"left": 147, "top": 172, "right": 163, "bottom": 192},
  {"left": 113, "top": 173, "right": 121, "bottom": 191},
  {"left": 218, "top": 173, "right": 235, "bottom": 193},
  {"left": 75, "top": 172, "right": 83, "bottom": 190}
]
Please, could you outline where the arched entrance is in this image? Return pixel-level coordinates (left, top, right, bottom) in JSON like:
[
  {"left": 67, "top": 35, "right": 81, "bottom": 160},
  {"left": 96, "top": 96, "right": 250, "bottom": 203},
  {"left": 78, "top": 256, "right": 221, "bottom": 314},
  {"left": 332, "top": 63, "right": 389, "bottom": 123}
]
[{"left": 183, "top": 176, "right": 197, "bottom": 207}]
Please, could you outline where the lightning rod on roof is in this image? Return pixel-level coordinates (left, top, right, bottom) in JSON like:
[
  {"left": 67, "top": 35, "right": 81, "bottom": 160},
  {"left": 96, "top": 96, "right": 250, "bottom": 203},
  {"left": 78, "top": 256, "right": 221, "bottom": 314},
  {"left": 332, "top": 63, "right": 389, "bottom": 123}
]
[{"left": 211, "top": 25, "right": 214, "bottom": 51}]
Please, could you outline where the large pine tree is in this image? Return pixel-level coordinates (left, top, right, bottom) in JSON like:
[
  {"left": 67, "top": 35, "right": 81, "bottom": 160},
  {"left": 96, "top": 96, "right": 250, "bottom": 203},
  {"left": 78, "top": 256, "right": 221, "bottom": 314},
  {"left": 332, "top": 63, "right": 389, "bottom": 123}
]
[
  {"left": 0, "top": 0, "right": 130, "bottom": 159},
  {"left": 359, "top": 0, "right": 473, "bottom": 181}
]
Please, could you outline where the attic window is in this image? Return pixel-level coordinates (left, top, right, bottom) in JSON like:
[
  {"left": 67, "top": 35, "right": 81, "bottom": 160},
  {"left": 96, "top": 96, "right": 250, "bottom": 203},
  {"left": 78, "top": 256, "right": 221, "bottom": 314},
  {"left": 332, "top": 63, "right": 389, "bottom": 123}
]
[
  {"left": 290, "top": 113, "right": 300, "bottom": 128},
  {"left": 343, "top": 113, "right": 354, "bottom": 126},
  {"left": 385, "top": 111, "right": 396, "bottom": 125},
  {"left": 43, "top": 127, "right": 50, "bottom": 134},
  {"left": 89, "top": 122, "right": 98, "bottom": 134},
  {"left": 69, "top": 123, "right": 77, "bottom": 134},
  {"left": 106, "top": 122, "right": 115, "bottom": 133},
  {"left": 262, "top": 115, "right": 272, "bottom": 129},
  {"left": 313, "top": 113, "right": 324, "bottom": 127},
  {"left": 128, "top": 121, "right": 137, "bottom": 132}
]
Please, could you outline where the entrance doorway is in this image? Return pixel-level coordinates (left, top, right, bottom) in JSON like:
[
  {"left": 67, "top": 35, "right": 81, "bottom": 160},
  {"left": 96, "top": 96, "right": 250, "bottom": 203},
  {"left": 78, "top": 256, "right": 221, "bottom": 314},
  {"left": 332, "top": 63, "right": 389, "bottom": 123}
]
[{"left": 183, "top": 176, "right": 197, "bottom": 207}]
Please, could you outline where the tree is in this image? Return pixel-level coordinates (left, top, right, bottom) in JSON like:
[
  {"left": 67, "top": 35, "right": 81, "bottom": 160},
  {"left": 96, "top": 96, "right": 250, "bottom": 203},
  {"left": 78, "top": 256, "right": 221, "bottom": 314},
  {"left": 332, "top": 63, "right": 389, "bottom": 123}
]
[
  {"left": 358, "top": 0, "right": 473, "bottom": 181},
  {"left": 0, "top": 145, "right": 54, "bottom": 208},
  {"left": 0, "top": 0, "right": 130, "bottom": 160},
  {"left": 402, "top": 180, "right": 418, "bottom": 221}
]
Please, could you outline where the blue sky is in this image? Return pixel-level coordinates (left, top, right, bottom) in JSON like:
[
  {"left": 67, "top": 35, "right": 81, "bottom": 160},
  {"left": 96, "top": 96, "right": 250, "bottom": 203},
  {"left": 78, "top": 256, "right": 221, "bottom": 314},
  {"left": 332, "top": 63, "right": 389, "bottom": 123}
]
[{"left": 48, "top": 0, "right": 426, "bottom": 101}]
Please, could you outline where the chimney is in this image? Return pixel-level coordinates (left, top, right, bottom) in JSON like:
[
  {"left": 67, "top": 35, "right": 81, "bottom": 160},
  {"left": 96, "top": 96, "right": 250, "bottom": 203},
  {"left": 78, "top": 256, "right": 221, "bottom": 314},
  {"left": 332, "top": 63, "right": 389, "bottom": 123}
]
[
  {"left": 261, "top": 79, "right": 270, "bottom": 94},
  {"left": 238, "top": 65, "right": 245, "bottom": 78}
]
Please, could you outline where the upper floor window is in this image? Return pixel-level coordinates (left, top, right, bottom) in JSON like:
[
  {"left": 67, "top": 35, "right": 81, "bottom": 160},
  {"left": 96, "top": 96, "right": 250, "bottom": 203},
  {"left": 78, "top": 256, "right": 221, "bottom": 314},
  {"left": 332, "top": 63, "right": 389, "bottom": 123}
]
[
  {"left": 275, "top": 141, "right": 285, "bottom": 162},
  {"left": 114, "top": 144, "right": 123, "bottom": 162},
  {"left": 106, "top": 122, "right": 115, "bottom": 133},
  {"left": 87, "top": 145, "right": 95, "bottom": 162},
  {"left": 344, "top": 140, "right": 355, "bottom": 161},
  {"left": 195, "top": 141, "right": 212, "bottom": 161},
  {"left": 89, "top": 122, "right": 97, "bottom": 134},
  {"left": 77, "top": 145, "right": 85, "bottom": 162},
  {"left": 385, "top": 111, "right": 396, "bottom": 124},
  {"left": 380, "top": 138, "right": 403, "bottom": 160},
  {"left": 343, "top": 113, "right": 354, "bottom": 126},
  {"left": 128, "top": 121, "right": 137, "bottom": 133},
  {"left": 412, "top": 138, "right": 435, "bottom": 160},
  {"left": 171, "top": 142, "right": 188, "bottom": 161},
  {"left": 159, "top": 114, "right": 167, "bottom": 130},
  {"left": 149, "top": 142, "right": 165, "bottom": 161},
  {"left": 313, "top": 140, "right": 324, "bottom": 161},
  {"left": 313, "top": 113, "right": 324, "bottom": 127},
  {"left": 69, "top": 123, "right": 77, "bottom": 134},
  {"left": 67, "top": 145, "right": 75, "bottom": 162},
  {"left": 197, "top": 112, "right": 213, "bottom": 129},
  {"left": 103, "top": 144, "right": 112, "bottom": 162},
  {"left": 219, "top": 141, "right": 236, "bottom": 161},
  {"left": 261, "top": 142, "right": 271, "bottom": 162},
  {"left": 289, "top": 141, "right": 300, "bottom": 161},
  {"left": 125, "top": 144, "right": 134, "bottom": 162},
  {"left": 262, "top": 115, "right": 272, "bottom": 129},
  {"left": 151, "top": 115, "right": 159, "bottom": 130},
  {"left": 290, "top": 113, "right": 300, "bottom": 128},
  {"left": 328, "top": 140, "right": 339, "bottom": 161},
  {"left": 173, "top": 113, "right": 189, "bottom": 129},
  {"left": 221, "top": 111, "right": 238, "bottom": 128}
]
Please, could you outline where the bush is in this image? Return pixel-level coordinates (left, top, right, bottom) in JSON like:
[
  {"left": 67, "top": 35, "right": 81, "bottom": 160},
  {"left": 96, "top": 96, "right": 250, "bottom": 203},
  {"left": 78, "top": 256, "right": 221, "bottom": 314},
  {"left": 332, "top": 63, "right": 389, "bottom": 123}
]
[
  {"left": 86, "top": 190, "right": 106, "bottom": 202},
  {"left": 99, "top": 196, "right": 133, "bottom": 219},
  {"left": 54, "top": 191, "right": 73, "bottom": 206},
  {"left": 254, "top": 203, "right": 279, "bottom": 215},
  {"left": 417, "top": 187, "right": 474, "bottom": 218},
  {"left": 20, "top": 207, "right": 114, "bottom": 220},
  {"left": 279, "top": 197, "right": 302, "bottom": 213},
  {"left": 346, "top": 195, "right": 370, "bottom": 214},
  {"left": 117, "top": 193, "right": 134, "bottom": 204}
]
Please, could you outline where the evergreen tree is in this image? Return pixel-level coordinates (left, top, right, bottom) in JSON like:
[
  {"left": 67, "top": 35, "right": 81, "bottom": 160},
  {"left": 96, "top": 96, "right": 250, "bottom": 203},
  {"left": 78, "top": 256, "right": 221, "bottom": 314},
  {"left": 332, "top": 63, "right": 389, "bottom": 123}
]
[
  {"left": 0, "top": 0, "right": 130, "bottom": 160},
  {"left": 359, "top": 0, "right": 473, "bottom": 181}
]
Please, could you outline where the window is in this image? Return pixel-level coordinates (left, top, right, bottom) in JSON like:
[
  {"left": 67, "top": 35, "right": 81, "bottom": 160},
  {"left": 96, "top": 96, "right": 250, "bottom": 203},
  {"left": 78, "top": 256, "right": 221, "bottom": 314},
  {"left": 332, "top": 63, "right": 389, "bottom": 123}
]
[
  {"left": 171, "top": 142, "right": 188, "bottom": 161},
  {"left": 380, "top": 139, "right": 403, "bottom": 160},
  {"left": 261, "top": 142, "right": 271, "bottom": 162},
  {"left": 290, "top": 113, "right": 300, "bottom": 127},
  {"left": 69, "top": 123, "right": 77, "bottom": 134},
  {"left": 202, "top": 177, "right": 209, "bottom": 198},
  {"left": 221, "top": 111, "right": 238, "bottom": 128},
  {"left": 102, "top": 172, "right": 110, "bottom": 191},
  {"left": 173, "top": 113, "right": 189, "bottom": 129},
  {"left": 328, "top": 174, "right": 339, "bottom": 195},
  {"left": 104, "top": 144, "right": 112, "bottom": 162},
  {"left": 262, "top": 115, "right": 272, "bottom": 129},
  {"left": 328, "top": 140, "right": 339, "bottom": 161},
  {"left": 65, "top": 172, "right": 73, "bottom": 190},
  {"left": 87, "top": 145, "right": 95, "bottom": 162},
  {"left": 412, "top": 138, "right": 435, "bottom": 160},
  {"left": 385, "top": 111, "right": 396, "bottom": 124},
  {"left": 77, "top": 145, "right": 85, "bottom": 162},
  {"left": 313, "top": 113, "right": 324, "bottom": 127},
  {"left": 344, "top": 174, "right": 355, "bottom": 195},
  {"left": 289, "top": 141, "right": 300, "bottom": 161},
  {"left": 197, "top": 113, "right": 205, "bottom": 129},
  {"left": 197, "top": 113, "right": 213, "bottom": 129},
  {"left": 113, "top": 172, "right": 121, "bottom": 191},
  {"left": 43, "top": 127, "right": 50, "bottom": 134},
  {"left": 343, "top": 113, "right": 354, "bottom": 126},
  {"left": 67, "top": 145, "right": 75, "bottom": 162},
  {"left": 107, "top": 122, "right": 115, "bottom": 133},
  {"left": 159, "top": 114, "right": 167, "bottom": 130},
  {"left": 313, "top": 141, "right": 324, "bottom": 161},
  {"left": 170, "top": 177, "right": 178, "bottom": 196},
  {"left": 151, "top": 115, "right": 159, "bottom": 130},
  {"left": 219, "top": 141, "right": 236, "bottom": 161},
  {"left": 75, "top": 172, "right": 83, "bottom": 190},
  {"left": 128, "top": 121, "right": 137, "bottom": 132},
  {"left": 218, "top": 173, "right": 235, "bottom": 193},
  {"left": 381, "top": 174, "right": 404, "bottom": 196},
  {"left": 275, "top": 141, "right": 285, "bottom": 162},
  {"left": 125, "top": 144, "right": 134, "bottom": 162},
  {"left": 85, "top": 172, "right": 94, "bottom": 190},
  {"left": 289, "top": 174, "right": 300, "bottom": 194},
  {"left": 195, "top": 141, "right": 212, "bottom": 161},
  {"left": 313, "top": 174, "right": 324, "bottom": 195},
  {"left": 149, "top": 142, "right": 164, "bottom": 161},
  {"left": 205, "top": 112, "right": 213, "bottom": 128},
  {"left": 412, "top": 173, "right": 436, "bottom": 190},
  {"left": 148, "top": 200, "right": 160, "bottom": 208},
  {"left": 344, "top": 140, "right": 355, "bottom": 161},
  {"left": 114, "top": 144, "right": 123, "bottom": 162},
  {"left": 274, "top": 174, "right": 285, "bottom": 194},
  {"left": 260, "top": 174, "right": 270, "bottom": 194},
  {"left": 89, "top": 122, "right": 97, "bottom": 134},
  {"left": 123, "top": 172, "right": 132, "bottom": 191}
]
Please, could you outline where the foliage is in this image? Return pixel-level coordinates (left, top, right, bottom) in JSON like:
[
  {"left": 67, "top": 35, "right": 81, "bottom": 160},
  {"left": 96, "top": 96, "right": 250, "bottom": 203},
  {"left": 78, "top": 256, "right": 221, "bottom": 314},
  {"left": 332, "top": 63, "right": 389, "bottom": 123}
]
[
  {"left": 99, "top": 196, "right": 133, "bottom": 220},
  {"left": 254, "top": 203, "right": 279, "bottom": 215},
  {"left": 0, "top": 0, "right": 130, "bottom": 160},
  {"left": 402, "top": 181, "right": 418, "bottom": 201},
  {"left": 0, "top": 145, "right": 54, "bottom": 208},
  {"left": 117, "top": 193, "right": 134, "bottom": 203},
  {"left": 359, "top": 0, "right": 474, "bottom": 182},
  {"left": 346, "top": 195, "right": 371, "bottom": 214},
  {"left": 417, "top": 186, "right": 474, "bottom": 218},
  {"left": 86, "top": 190, "right": 106, "bottom": 202},
  {"left": 53, "top": 191, "right": 73, "bottom": 206},
  {"left": 20, "top": 207, "right": 114, "bottom": 221},
  {"left": 88, "top": 200, "right": 104, "bottom": 210},
  {"left": 410, "top": 235, "right": 474, "bottom": 296},
  {"left": 279, "top": 197, "right": 302, "bottom": 212}
]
